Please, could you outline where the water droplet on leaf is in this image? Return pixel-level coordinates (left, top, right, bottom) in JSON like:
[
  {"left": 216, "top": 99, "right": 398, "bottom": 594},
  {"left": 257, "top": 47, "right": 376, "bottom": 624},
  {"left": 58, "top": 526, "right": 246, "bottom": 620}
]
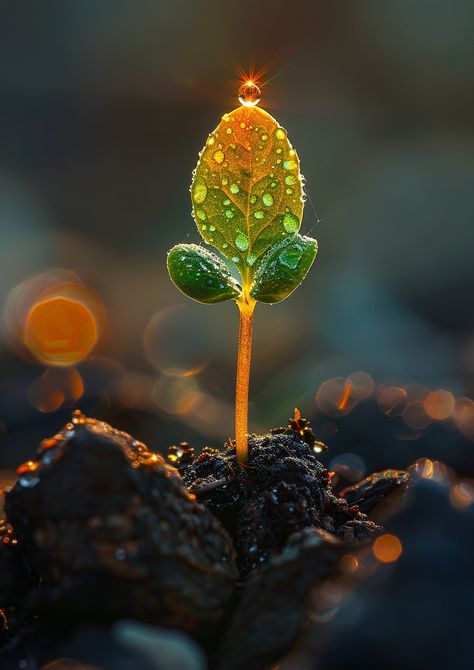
[
  {"left": 283, "top": 212, "right": 299, "bottom": 233},
  {"left": 238, "top": 81, "right": 261, "bottom": 107},
  {"left": 192, "top": 178, "right": 207, "bottom": 204},
  {"left": 235, "top": 233, "right": 249, "bottom": 251}
]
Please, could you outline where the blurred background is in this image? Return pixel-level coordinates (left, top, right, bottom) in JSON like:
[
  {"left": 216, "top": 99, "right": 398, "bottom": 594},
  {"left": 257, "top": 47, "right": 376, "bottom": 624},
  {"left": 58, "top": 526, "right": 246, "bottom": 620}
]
[{"left": 0, "top": 0, "right": 473, "bottom": 485}]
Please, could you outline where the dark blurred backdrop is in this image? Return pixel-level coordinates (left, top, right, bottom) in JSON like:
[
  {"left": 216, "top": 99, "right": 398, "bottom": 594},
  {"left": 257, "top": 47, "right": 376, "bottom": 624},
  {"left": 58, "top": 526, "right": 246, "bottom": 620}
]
[{"left": 0, "top": 0, "right": 473, "bottom": 478}]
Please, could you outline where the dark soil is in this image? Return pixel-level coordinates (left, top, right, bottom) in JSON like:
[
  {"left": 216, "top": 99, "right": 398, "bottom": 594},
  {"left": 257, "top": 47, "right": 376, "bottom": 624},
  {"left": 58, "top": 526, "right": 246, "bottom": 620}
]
[
  {"left": 178, "top": 413, "right": 381, "bottom": 574},
  {"left": 0, "top": 411, "right": 409, "bottom": 670}
]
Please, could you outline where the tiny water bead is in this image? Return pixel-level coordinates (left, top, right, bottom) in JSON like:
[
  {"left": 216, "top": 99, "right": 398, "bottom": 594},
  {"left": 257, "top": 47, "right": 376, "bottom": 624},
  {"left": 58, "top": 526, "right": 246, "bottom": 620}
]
[
  {"left": 193, "top": 179, "right": 207, "bottom": 204},
  {"left": 254, "top": 211, "right": 264, "bottom": 219},
  {"left": 262, "top": 193, "right": 273, "bottom": 206},
  {"left": 235, "top": 233, "right": 249, "bottom": 252},
  {"left": 283, "top": 212, "right": 299, "bottom": 233},
  {"left": 213, "top": 150, "right": 225, "bottom": 165},
  {"left": 275, "top": 128, "right": 286, "bottom": 140},
  {"left": 230, "top": 183, "right": 239, "bottom": 194},
  {"left": 238, "top": 81, "right": 261, "bottom": 107}
]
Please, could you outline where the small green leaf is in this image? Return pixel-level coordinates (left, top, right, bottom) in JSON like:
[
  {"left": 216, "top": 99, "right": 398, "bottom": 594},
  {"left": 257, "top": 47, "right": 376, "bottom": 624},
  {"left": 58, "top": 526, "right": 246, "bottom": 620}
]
[
  {"left": 167, "top": 244, "right": 241, "bottom": 304},
  {"left": 250, "top": 235, "right": 318, "bottom": 303}
]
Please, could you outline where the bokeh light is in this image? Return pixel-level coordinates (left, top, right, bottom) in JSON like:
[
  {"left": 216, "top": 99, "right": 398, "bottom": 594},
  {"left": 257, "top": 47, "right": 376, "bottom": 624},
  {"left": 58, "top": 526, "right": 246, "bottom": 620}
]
[
  {"left": 453, "top": 397, "right": 474, "bottom": 440},
  {"left": 402, "top": 400, "right": 431, "bottom": 430},
  {"left": 450, "top": 481, "right": 474, "bottom": 509},
  {"left": 316, "top": 377, "right": 357, "bottom": 416},
  {"left": 372, "top": 534, "right": 403, "bottom": 563},
  {"left": 4, "top": 270, "right": 105, "bottom": 367},
  {"left": 424, "top": 390, "right": 455, "bottom": 420},
  {"left": 377, "top": 386, "right": 408, "bottom": 416},
  {"left": 28, "top": 368, "right": 84, "bottom": 413},
  {"left": 25, "top": 296, "right": 97, "bottom": 367},
  {"left": 144, "top": 304, "right": 224, "bottom": 377}
]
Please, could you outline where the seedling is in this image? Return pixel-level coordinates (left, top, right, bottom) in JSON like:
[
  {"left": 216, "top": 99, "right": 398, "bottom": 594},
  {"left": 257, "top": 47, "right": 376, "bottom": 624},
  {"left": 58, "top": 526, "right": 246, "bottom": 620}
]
[{"left": 167, "top": 81, "right": 318, "bottom": 464}]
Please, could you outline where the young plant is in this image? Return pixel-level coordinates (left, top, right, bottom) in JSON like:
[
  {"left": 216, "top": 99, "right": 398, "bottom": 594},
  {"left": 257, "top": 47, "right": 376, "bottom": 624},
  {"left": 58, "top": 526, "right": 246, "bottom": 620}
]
[{"left": 167, "top": 82, "right": 318, "bottom": 464}]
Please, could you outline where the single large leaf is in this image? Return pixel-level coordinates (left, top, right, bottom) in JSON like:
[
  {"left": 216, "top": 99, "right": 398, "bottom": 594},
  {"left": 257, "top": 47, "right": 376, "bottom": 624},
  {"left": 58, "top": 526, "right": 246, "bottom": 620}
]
[{"left": 191, "top": 106, "right": 305, "bottom": 280}]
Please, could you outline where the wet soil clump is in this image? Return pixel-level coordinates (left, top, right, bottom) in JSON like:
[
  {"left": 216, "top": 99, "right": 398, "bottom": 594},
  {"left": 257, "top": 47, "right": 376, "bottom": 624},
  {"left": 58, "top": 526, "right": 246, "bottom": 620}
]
[{"left": 176, "top": 413, "right": 381, "bottom": 574}]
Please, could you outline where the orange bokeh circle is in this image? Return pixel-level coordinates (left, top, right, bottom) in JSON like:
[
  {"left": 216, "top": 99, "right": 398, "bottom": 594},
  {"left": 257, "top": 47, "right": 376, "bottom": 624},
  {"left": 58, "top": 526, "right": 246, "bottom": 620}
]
[{"left": 24, "top": 296, "right": 98, "bottom": 366}]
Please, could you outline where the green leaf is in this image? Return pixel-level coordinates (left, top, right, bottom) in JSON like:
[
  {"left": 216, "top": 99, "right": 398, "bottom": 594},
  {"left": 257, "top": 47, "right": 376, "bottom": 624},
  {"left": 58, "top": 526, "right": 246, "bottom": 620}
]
[
  {"left": 191, "top": 106, "right": 305, "bottom": 278},
  {"left": 167, "top": 244, "right": 241, "bottom": 304},
  {"left": 250, "top": 234, "right": 318, "bottom": 303}
]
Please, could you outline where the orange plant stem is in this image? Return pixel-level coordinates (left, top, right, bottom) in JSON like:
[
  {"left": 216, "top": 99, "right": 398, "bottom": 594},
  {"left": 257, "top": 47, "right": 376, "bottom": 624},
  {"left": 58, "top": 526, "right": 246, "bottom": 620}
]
[{"left": 235, "top": 296, "right": 256, "bottom": 464}]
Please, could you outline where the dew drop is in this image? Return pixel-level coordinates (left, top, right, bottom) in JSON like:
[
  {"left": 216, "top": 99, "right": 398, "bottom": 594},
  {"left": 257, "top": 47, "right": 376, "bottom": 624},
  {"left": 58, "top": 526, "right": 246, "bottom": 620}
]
[
  {"left": 223, "top": 198, "right": 231, "bottom": 205},
  {"left": 225, "top": 210, "right": 234, "bottom": 219},
  {"left": 230, "top": 183, "right": 239, "bottom": 194},
  {"left": 283, "top": 160, "right": 297, "bottom": 170},
  {"left": 192, "top": 178, "right": 207, "bottom": 204},
  {"left": 232, "top": 256, "right": 240, "bottom": 263},
  {"left": 240, "top": 122, "right": 246, "bottom": 129},
  {"left": 250, "top": 195, "right": 257, "bottom": 204},
  {"left": 275, "top": 128, "right": 286, "bottom": 140},
  {"left": 285, "top": 175, "right": 296, "bottom": 185},
  {"left": 262, "top": 193, "right": 273, "bottom": 207},
  {"left": 254, "top": 210, "right": 264, "bottom": 219},
  {"left": 235, "top": 233, "right": 249, "bottom": 252},
  {"left": 196, "top": 209, "right": 207, "bottom": 221},
  {"left": 286, "top": 188, "right": 293, "bottom": 194},
  {"left": 283, "top": 212, "right": 299, "bottom": 233},
  {"left": 226, "top": 127, "right": 232, "bottom": 135},
  {"left": 247, "top": 253, "right": 257, "bottom": 266},
  {"left": 222, "top": 177, "right": 228, "bottom": 186},
  {"left": 20, "top": 474, "right": 40, "bottom": 488},
  {"left": 261, "top": 134, "right": 268, "bottom": 141},
  {"left": 207, "top": 135, "right": 215, "bottom": 146},
  {"left": 209, "top": 225, "right": 216, "bottom": 231},
  {"left": 213, "top": 150, "right": 224, "bottom": 164},
  {"left": 238, "top": 81, "right": 261, "bottom": 107}
]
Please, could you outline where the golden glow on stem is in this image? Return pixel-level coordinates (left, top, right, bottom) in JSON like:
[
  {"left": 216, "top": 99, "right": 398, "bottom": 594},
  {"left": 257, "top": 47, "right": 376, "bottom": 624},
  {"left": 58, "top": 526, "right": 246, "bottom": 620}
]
[{"left": 235, "top": 295, "right": 256, "bottom": 464}]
